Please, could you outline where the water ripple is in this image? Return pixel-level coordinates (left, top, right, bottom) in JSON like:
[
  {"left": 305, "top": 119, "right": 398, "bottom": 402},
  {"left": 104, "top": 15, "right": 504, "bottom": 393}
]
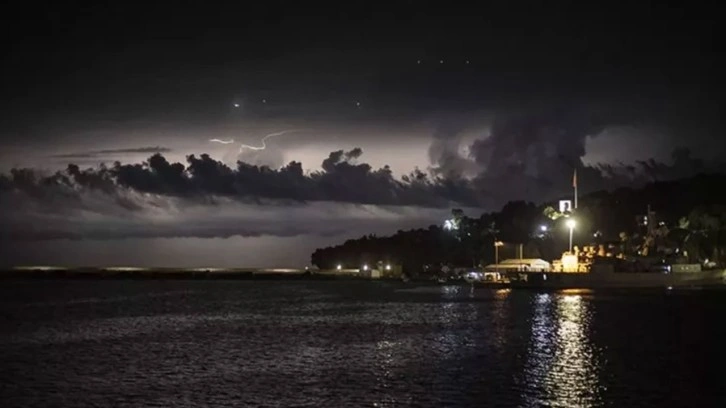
[{"left": 1, "top": 281, "right": 725, "bottom": 407}]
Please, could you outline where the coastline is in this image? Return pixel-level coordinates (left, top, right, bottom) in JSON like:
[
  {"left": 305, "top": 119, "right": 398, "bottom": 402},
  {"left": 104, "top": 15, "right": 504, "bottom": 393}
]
[
  {"left": 2, "top": 267, "right": 725, "bottom": 290},
  {"left": 0, "top": 267, "right": 351, "bottom": 280}
]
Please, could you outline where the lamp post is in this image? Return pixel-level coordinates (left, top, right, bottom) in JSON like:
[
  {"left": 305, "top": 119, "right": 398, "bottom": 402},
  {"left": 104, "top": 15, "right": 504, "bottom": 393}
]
[
  {"left": 566, "top": 218, "right": 576, "bottom": 253},
  {"left": 494, "top": 240, "right": 504, "bottom": 273}
]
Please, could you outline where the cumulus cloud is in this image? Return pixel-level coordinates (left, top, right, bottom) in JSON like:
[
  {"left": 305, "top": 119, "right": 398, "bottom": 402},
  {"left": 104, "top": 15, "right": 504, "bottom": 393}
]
[
  {"left": 2, "top": 149, "right": 474, "bottom": 208},
  {"left": 0, "top": 148, "right": 472, "bottom": 241},
  {"left": 0, "top": 143, "right": 721, "bottom": 242}
]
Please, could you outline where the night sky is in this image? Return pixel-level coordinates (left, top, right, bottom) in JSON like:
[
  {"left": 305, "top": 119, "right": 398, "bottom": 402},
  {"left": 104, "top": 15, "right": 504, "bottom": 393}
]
[{"left": 1, "top": 2, "right": 723, "bottom": 267}]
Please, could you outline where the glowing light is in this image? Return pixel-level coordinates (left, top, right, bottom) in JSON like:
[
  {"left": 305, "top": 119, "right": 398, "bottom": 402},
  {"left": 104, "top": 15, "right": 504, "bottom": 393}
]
[
  {"left": 416, "top": 59, "right": 421, "bottom": 64},
  {"left": 262, "top": 99, "right": 267, "bottom": 103},
  {"left": 355, "top": 101, "right": 361, "bottom": 107},
  {"left": 439, "top": 59, "right": 444, "bottom": 64},
  {"left": 495, "top": 288, "right": 511, "bottom": 299},
  {"left": 385, "top": 264, "right": 391, "bottom": 270},
  {"left": 443, "top": 219, "right": 459, "bottom": 230},
  {"left": 494, "top": 240, "right": 504, "bottom": 247},
  {"left": 362, "top": 264, "right": 369, "bottom": 271},
  {"left": 13, "top": 266, "right": 68, "bottom": 271},
  {"left": 562, "top": 254, "right": 578, "bottom": 272},
  {"left": 105, "top": 267, "right": 149, "bottom": 272},
  {"left": 209, "top": 139, "right": 235, "bottom": 144},
  {"left": 560, "top": 289, "right": 592, "bottom": 295},
  {"left": 540, "top": 225, "right": 548, "bottom": 232},
  {"left": 233, "top": 103, "right": 240, "bottom": 108},
  {"left": 336, "top": 264, "right": 342, "bottom": 270}
]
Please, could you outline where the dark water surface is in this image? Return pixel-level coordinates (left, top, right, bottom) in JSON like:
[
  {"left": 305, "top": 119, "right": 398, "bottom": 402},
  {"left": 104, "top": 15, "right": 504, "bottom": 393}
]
[{"left": 0, "top": 280, "right": 724, "bottom": 407}]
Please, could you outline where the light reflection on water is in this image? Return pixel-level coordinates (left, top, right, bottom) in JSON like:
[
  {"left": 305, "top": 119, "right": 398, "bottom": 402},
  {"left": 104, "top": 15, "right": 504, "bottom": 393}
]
[
  {"left": 523, "top": 292, "right": 603, "bottom": 408},
  {"left": 0, "top": 281, "right": 724, "bottom": 407}
]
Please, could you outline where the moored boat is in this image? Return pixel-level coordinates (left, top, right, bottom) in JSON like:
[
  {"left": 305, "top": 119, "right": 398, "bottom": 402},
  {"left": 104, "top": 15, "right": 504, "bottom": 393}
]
[{"left": 503, "top": 268, "right": 726, "bottom": 289}]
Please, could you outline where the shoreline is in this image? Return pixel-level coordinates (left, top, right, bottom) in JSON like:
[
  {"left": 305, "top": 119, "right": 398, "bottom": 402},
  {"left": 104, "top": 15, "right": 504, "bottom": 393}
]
[
  {"left": 0, "top": 268, "right": 349, "bottom": 280},
  {"left": 2, "top": 268, "right": 724, "bottom": 290}
]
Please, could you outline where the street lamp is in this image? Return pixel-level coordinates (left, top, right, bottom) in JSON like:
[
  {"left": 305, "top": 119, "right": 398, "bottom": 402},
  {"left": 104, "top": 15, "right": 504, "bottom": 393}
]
[
  {"left": 565, "top": 218, "right": 576, "bottom": 253},
  {"left": 494, "top": 240, "right": 504, "bottom": 273}
]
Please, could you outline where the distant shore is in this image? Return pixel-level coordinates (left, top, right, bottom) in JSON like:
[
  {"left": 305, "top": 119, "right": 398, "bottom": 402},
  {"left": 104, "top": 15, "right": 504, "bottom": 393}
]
[
  {"left": 0, "top": 267, "right": 490, "bottom": 286},
  {"left": 5, "top": 267, "right": 722, "bottom": 291},
  {"left": 0, "top": 267, "right": 366, "bottom": 280}
]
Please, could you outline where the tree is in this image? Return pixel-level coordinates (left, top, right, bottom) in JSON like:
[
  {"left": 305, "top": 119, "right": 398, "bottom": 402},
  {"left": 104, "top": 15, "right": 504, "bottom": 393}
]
[
  {"left": 543, "top": 206, "right": 565, "bottom": 220},
  {"left": 687, "top": 205, "right": 726, "bottom": 265},
  {"left": 310, "top": 174, "right": 726, "bottom": 270}
]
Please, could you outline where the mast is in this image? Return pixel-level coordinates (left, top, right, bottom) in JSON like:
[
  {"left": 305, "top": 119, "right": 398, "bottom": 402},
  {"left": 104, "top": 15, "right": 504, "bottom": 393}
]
[{"left": 573, "top": 168, "right": 578, "bottom": 209}]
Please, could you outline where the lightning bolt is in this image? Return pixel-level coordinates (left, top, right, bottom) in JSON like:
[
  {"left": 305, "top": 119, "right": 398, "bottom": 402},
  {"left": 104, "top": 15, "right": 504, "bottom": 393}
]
[
  {"left": 209, "top": 139, "right": 235, "bottom": 144},
  {"left": 238, "top": 129, "right": 306, "bottom": 153}
]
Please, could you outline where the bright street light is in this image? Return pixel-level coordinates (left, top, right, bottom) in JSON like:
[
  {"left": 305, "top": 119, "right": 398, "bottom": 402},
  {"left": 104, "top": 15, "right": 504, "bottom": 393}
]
[
  {"left": 494, "top": 240, "right": 504, "bottom": 273},
  {"left": 362, "top": 264, "right": 368, "bottom": 271},
  {"left": 336, "top": 264, "right": 342, "bottom": 270},
  {"left": 540, "top": 225, "right": 547, "bottom": 232}
]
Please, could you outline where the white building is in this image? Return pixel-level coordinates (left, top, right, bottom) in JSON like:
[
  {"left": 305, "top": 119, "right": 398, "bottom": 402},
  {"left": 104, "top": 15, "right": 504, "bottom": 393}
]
[
  {"left": 358, "top": 268, "right": 381, "bottom": 279},
  {"left": 484, "top": 258, "right": 551, "bottom": 272}
]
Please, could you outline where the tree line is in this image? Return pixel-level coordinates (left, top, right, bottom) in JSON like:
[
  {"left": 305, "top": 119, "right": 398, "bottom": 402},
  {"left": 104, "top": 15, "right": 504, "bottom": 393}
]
[{"left": 310, "top": 174, "right": 726, "bottom": 276}]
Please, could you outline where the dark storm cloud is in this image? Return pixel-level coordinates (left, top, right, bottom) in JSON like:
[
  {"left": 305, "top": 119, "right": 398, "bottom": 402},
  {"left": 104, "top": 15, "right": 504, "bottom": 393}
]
[
  {"left": 427, "top": 121, "right": 480, "bottom": 179},
  {"left": 467, "top": 107, "right": 613, "bottom": 201},
  {"left": 422, "top": 106, "right": 723, "bottom": 207},
  {"left": 0, "top": 145, "right": 722, "bottom": 242},
  {"left": 114, "top": 149, "right": 479, "bottom": 207},
  {"left": 49, "top": 146, "right": 172, "bottom": 159},
  {"left": 1, "top": 149, "right": 474, "bottom": 207},
  {"left": 3, "top": 145, "right": 721, "bottom": 209}
]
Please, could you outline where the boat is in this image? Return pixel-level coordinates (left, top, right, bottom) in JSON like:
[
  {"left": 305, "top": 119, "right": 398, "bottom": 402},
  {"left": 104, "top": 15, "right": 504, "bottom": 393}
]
[
  {"left": 463, "top": 271, "right": 482, "bottom": 283},
  {"left": 492, "top": 247, "right": 726, "bottom": 289},
  {"left": 503, "top": 263, "right": 726, "bottom": 289}
]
